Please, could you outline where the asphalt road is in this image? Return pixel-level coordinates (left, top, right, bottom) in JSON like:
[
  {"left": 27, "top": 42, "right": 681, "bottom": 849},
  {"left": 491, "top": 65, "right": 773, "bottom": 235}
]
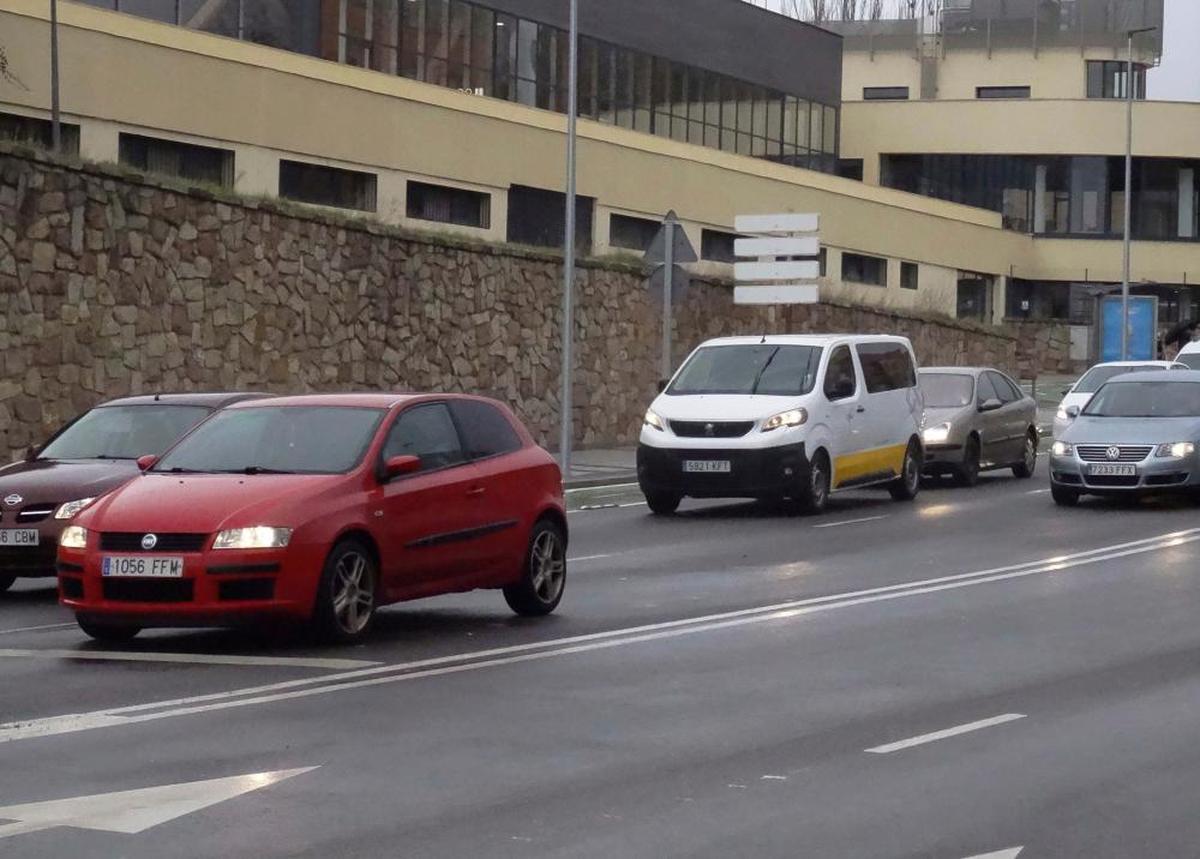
[{"left": 3, "top": 463, "right": 1200, "bottom": 857}]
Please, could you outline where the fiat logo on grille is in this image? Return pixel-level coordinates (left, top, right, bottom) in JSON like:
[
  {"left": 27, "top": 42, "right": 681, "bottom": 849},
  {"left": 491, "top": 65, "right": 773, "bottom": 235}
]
[
  {"left": 1105, "top": 446, "right": 1122, "bottom": 461},
  {"left": 141, "top": 533, "right": 158, "bottom": 550},
  {"left": 705, "top": 423, "right": 715, "bottom": 437},
  {"left": 3, "top": 494, "right": 21, "bottom": 507}
]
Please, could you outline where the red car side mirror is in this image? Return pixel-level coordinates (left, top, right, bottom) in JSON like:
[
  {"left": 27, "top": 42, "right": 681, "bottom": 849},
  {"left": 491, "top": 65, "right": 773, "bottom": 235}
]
[
  {"left": 136, "top": 454, "right": 158, "bottom": 471},
  {"left": 383, "top": 455, "right": 421, "bottom": 480}
]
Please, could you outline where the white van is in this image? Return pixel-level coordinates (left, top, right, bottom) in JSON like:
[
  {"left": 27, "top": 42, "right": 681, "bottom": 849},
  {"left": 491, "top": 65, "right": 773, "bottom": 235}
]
[{"left": 637, "top": 335, "right": 925, "bottom": 515}]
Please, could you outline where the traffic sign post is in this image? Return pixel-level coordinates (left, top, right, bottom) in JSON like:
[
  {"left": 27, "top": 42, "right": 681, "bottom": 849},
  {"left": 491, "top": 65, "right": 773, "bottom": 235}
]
[
  {"left": 733, "top": 213, "right": 822, "bottom": 306},
  {"left": 644, "top": 211, "right": 697, "bottom": 383}
]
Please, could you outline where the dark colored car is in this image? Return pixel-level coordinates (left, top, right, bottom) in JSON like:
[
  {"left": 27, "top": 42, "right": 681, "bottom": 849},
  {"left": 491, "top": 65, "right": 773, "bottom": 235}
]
[
  {"left": 0, "top": 393, "right": 266, "bottom": 592},
  {"left": 58, "top": 393, "right": 567, "bottom": 643}
]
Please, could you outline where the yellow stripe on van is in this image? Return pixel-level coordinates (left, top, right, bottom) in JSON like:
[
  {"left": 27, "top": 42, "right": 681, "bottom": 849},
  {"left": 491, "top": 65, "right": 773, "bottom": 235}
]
[{"left": 834, "top": 443, "right": 907, "bottom": 487}]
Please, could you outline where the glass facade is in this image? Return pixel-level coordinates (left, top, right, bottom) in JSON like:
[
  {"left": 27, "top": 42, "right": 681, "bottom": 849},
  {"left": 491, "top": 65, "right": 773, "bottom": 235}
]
[
  {"left": 883, "top": 154, "right": 1200, "bottom": 242},
  {"left": 1086, "top": 61, "right": 1147, "bottom": 100},
  {"left": 336, "top": 0, "right": 839, "bottom": 173}
]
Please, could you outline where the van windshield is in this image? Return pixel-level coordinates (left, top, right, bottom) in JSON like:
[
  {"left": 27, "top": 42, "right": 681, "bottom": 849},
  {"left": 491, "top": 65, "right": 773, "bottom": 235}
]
[{"left": 668, "top": 345, "right": 822, "bottom": 396}]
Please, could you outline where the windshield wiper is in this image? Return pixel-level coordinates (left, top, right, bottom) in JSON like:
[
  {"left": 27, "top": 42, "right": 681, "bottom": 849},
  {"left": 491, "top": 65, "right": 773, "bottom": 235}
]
[
  {"left": 750, "top": 347, "right": 782, "bottom": 395},
  {"left": 224, "top": 466, "right": 297, "bottom": 475},
  {"left": 159, "top": 467, "right": 207, "bottom": 474}
]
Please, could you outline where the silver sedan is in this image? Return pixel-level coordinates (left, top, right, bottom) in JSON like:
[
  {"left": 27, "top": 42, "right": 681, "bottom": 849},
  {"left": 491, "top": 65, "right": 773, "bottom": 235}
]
[
  {"left": 918, "top": 367, "right": 1040, "bottom": 486},
  {"left": 1050, "top": 369, "right": 1200, "bottom": 506}
]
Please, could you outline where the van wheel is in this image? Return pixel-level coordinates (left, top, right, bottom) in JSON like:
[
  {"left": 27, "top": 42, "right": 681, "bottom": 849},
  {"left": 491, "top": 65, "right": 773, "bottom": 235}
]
[
  {"left": 644, "top": 491, "right": 681, "bottom": 516},
  {"left": 1012, "top": 431, "right": 1038, "bottom": 478},
  {"left": 797, "top": 450, "right": 831, "bottom": 514},
  {"left": 0, "top": 574, "right": 14, "bottom": 594},
  {"left": 76, "top": 616, "right": 141, "bottom": 643},
  {"left": 889, "top": 441, "right": 922, "bottom": 501}
]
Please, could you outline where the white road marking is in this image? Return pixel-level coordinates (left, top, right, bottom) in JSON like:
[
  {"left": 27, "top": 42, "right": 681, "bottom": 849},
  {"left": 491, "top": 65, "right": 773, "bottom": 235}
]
[
  {"left": 0, "top": 649, "right": 379, "bottom": 670},
  {"left": 865, "top": 713, "right": 1026, "bottom": 754},
  {"left": 0, "top": 623, "right": 77, "bottom": 636},
  {"left": 962, "top": 849, "right": 1023, "bottom": 859},
  {"left": 565, "top": 482, "right": 638, "bottom": 495},
  {"left": 570, "top": 554, "right": 614, "bottom": 563},
  {"left": 2, "top": 530, "right": 1196, "bottom": 744},
  {"left": 1026, "top": 489, "right": 1051, "bottom": 495},
  {"left": 760, "top": 775, "right": 788, "bottom": 781},
  {"left": 0, "top": 767, "right": 316, "bottom": 840},
  {"left": 813, "top": 515, "right": 889, "bottom": 529}
]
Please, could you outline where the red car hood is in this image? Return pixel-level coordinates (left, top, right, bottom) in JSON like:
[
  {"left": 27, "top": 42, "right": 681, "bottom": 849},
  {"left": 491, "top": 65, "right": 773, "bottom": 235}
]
[{"left": 77, "top": 473, "right": 348, "bottom": 534}]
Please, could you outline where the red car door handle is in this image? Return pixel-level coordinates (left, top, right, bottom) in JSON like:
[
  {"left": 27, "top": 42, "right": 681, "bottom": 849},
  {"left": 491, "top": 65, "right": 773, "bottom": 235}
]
[{"left": 466, "top": 486, "right": 486, "bottom": 497}]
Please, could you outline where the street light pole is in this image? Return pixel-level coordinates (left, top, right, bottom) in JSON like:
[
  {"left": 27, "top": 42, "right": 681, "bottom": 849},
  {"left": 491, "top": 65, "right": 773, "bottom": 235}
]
[
  {"left": 50, "top": 0, "right": 61, "bottom": 154},
  {"left": 1121, "top": 26, "right": 1155, "bottom": 360},
  {"left": 559, "top": 0, "right": 578, "bottom": 475}
]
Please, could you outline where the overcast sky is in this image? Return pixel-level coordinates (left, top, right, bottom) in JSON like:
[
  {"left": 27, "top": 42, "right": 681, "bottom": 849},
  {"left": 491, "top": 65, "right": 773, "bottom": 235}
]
[{"left": 752, "top": 0, "right": 1198, "bottom": 102}]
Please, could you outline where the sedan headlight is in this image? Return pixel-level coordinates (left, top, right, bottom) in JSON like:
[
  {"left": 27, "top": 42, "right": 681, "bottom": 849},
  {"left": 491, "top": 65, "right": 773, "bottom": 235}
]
[
  {"left": 761, "top": 409, "right": 808, "bottom": 433},
  {"left": 923, "top": 422, "right": 952, "bottom": 444},
  {"left": 1052, "top": 441, "right": 1073, "bottom": 456},
  {"left": 1155, "top": 442, "right": 1196, "bottom": 459},
  {"left": 212, "top": 526, "right": 293, "bottom": 550},
  {"left": 643, "top": 409, "right": 666, "bottom": 432},
  {"left": 54, "top": 497, "right": 96, "bottom": 520},
  {"left": 59, "top": 526, "right": 89, "bottom": 549}
]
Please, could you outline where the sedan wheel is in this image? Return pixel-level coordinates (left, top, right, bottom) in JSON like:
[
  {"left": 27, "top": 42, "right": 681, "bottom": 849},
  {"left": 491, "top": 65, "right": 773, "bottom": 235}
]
[
  {"left": 1012, "top": 432, "right": 1038, "bottom": 479},
  {"left": 504, "top": 520, "right": 566, "bottom": 617},
  {"left": 955, "top": 437, "right": 981, "bottom": 487},
  {"left": 313, "top": 540, "right": 378, "bottom": 643},
  {"left": 76, "top": 615, "right": 141, "bottom": 643}
]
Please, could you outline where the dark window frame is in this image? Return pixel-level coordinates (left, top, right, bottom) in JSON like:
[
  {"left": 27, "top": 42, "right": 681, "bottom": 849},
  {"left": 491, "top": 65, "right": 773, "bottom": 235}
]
[
  {"left": 863, "top": 86, "right": 909, "bottom": 101},
  {"left": 900, "top": 261, "right": 919, "bottom": 291},
  {"left": 976, "top": 86, "right": 1031, "bottom": 99},
  {"left": 842, "top": 251, "right": 888, "bottom": 287},
  {"left": 700, "top": 228, "right": 740, "bottom": 264},
  {"left": 118, "top": 132, "right": 235, "bottom": 187},
  {"left": 279, "top": 159, "right": 378, "bottom": 212},
  {"left": 406, "top": 180, "right": 491, "bottom": 229},
  {"left": 608, "top": 213, "right": 661, "bottom": 252}
]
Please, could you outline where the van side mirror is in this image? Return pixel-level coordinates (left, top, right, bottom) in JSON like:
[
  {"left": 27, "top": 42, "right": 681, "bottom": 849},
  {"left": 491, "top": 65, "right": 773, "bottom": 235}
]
[
  {"left": 1065, "top": 405, "right": 1081, "bottom": 419},
  {"left": 657, "top": 378, "right": 669, "bottom": 394},
  {"left": 382, "top": 455, "right": 421, "bottom": 481},
  {"left": 136, "top": 454, "right": 158, "bottom": 471},
  {"left": 978, "top": 398, "right": 1003, "bottom": 413}
]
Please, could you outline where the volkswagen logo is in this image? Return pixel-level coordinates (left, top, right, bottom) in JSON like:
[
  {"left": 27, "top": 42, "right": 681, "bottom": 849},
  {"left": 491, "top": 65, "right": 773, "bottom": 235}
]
[
  {"left": 704, "top": 423, "right": 715, "bottom": 438},
  {"left": 3, "top": 494, "right": 21, "bottom": 508},
  {"left": 1105, "top": 446, "right": 1122, "bottom": 461},
  {"left": 141, "top": 533, "right": 158, "bottom": 550}
]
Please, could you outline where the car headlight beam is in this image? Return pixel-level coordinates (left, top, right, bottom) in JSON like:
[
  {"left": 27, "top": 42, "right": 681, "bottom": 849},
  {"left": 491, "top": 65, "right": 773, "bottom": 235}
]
[
  {"left": 922, "top": 423, "right": 952, "bottom": 444},
  {"left": 54, "top": 497, "right": 96, "bottom": 520},
  {"left": 212, "top": 526, "right": 293, "bottom": 550},
  {"left": 1052, "top": 441, "right": 1073, "bottom": 456},
  {"left": 1155, "top": 442, "right": 1196, "bottom": 459},
  {"left": 59, "top": 526, "right": 89, "bottom": 549},
  {"left": 761, "top": 409, "right": 808, "bottom": 433}
]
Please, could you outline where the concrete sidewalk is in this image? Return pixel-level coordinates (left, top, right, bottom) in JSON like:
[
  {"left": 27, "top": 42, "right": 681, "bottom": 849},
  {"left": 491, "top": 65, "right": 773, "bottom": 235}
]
[{"left": 564, "top": 448, "right": 637, "bottom": 489}]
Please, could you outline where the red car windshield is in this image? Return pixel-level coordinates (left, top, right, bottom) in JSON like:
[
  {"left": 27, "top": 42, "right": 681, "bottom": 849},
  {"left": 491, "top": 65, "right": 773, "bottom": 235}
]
[
  {"left": 38, "top": 405, "right": 212, "bottom": 461},
  {"left": 153, "top": 406, "right": 386, "bottom": 475}
]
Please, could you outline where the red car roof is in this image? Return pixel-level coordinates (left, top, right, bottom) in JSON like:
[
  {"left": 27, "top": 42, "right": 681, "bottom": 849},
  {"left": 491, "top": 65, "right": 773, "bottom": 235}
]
[{"left": 226, "top": 393, "right": 492, "bottom": 409}]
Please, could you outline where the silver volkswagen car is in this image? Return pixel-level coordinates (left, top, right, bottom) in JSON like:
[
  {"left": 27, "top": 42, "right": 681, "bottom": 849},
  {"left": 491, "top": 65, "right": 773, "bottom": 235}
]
[
  {"left": 918, "top": 367, "right": 1039, "bottom": 486},
  {"left": 1050, "top": 369, "right": 1200, "bottom": 506}
]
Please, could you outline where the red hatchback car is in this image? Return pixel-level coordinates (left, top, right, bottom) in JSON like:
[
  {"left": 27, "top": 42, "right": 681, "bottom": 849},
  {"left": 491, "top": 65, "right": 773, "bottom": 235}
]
[{"left": 58, "top": 394, "right": 567, "bottom": 643}]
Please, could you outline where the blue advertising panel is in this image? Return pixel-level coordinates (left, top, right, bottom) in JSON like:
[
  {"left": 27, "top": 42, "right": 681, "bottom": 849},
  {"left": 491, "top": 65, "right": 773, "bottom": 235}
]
[{"left": 1100, "top": 296, "right": 1157, "bottom": 362}]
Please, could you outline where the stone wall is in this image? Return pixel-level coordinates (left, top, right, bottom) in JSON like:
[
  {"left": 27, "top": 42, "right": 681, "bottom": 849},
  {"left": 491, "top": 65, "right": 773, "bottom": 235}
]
[
  {"left": 1, "top": 147, "right": 1029, "bottom": 460},
  {"left": 1002, "top": 319, "right": 1082, "bottom": 379}
]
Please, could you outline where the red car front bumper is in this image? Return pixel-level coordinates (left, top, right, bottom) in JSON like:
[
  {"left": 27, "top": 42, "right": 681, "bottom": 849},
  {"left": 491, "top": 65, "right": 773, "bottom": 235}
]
[{"left": 58, "top": 541, "right": 323, "bottom": 628}]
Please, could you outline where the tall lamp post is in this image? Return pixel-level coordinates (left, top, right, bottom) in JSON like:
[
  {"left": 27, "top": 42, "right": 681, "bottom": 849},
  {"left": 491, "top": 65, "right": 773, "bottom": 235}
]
[
  {"left": 1120, "top": 25, "right": 1156, "bottom": 359},
  {"left": 50, "top": 0, "right": 61, "bottom": 153},
  {"left": 559, "top": 0, "right": 579, "bottom": 474}
]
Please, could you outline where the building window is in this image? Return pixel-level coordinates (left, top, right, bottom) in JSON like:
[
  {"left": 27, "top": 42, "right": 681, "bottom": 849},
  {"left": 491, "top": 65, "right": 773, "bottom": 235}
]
[
  {"left": 701, "top": 229, "right": 739, "bottom": 263},
  {"left": 119, "top": 133, "right": 234, "bottom": 187},
  {"left": 609, "top": 214, "right": 660, "bottom": 252},
  {"left": 863, "top": 86, "right": 909, "bottom": 101},
  {"left": 976, "top": 86, "right": 1030, "bottom": 99},
  {"left": 842, "top": 252, "right": 888, "bottom": 287},
  {"left": 837, "top": 159, "right": 864, "bottom": 181},
  {"left": 901, "top": 261, "right": 919, "bottom": 291},
  {"left": 1086, "top": 61, "right": 1146, "bottom": 100},
  {"left": 506, "top": 184, "right": 594, "bottom": 252},
  {"left": 406, "top": 180, "right": 491, "bottom": 228},
  {"left": 0, "top": 112, "right": 80, "bottom": 156},
  {"left": 279, "top": 160, "right": 377, "bottom": 211}
]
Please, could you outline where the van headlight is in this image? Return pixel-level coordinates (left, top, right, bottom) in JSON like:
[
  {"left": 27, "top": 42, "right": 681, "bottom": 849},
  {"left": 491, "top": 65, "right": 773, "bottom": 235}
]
[
  {"left": 1155, "top": 442, "right": 1195, "bottom": 459},
  {"left": 923, "top": 423, "right": 952, "bottom": 444},
  {"left": 643, "top": 410, "right": 666, "bottom": 432},
  {"left": 54, "top": 497, "right": 96, "bottom": 520},
  {"left": 1052, "top": 441, "right": 1073, "bottom": 456},
  {"left": 59, "top": 526, "right": 89, "bottom": 549},
  {"left": 212, "top": 527, "right": 293, "bottom": 550},
  {"left": 760, "top": 409, "right": 808, "bottom": 432}
]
